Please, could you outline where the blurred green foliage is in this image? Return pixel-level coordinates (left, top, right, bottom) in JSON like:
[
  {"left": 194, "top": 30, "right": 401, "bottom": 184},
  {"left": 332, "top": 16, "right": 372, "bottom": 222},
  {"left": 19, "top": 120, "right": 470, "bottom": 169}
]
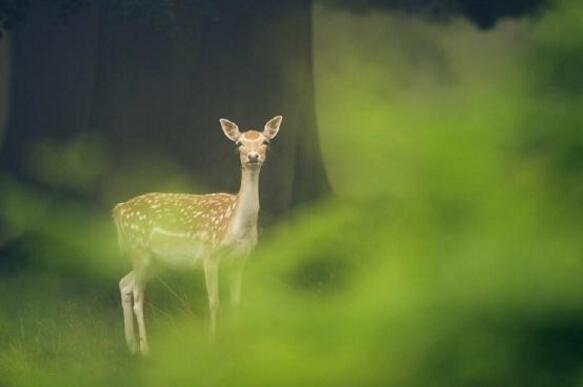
[
  {"left": 1, "top": 1, "right": 583, "bottom": 386},
  {"left": 519, "top": 0, "right": 583, "bottom": 210}
]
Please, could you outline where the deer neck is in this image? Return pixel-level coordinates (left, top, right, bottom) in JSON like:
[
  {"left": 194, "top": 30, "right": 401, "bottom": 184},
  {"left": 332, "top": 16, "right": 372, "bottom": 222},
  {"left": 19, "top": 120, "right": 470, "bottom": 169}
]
[{"left": 230, "top": 166, "right": 261, "bottom": 238}]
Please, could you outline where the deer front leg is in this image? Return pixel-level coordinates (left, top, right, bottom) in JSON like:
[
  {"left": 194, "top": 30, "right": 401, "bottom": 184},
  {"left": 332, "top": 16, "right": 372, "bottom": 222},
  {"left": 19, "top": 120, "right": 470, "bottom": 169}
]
[
  {"left": 204, "top": 258, "right": 220, "bottom": 337},
  {"left": 229, "top": 257, "right": 247, "bottom": 322}
]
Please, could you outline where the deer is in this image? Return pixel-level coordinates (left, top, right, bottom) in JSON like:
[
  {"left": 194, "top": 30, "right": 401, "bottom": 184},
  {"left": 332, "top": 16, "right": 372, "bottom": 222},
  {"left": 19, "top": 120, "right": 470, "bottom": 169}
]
[{"left": 113, "top": 115, "right": 282, "bottom": 355}]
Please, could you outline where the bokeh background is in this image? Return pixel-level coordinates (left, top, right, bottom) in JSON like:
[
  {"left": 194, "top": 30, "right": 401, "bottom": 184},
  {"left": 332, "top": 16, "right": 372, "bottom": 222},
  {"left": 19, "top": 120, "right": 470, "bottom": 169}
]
[{"left": 1, "top": 0, "right": 583, "bottom": 386}]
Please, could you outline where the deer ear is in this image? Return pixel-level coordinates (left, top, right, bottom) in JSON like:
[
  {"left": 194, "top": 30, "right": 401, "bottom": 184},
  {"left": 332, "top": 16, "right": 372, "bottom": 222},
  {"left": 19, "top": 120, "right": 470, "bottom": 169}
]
[
  {"left": 220, "top": 118, "right": 241, "bottom": 142},
  {"left": 263, "top": 115, "right": 282, "bottom": 140}
]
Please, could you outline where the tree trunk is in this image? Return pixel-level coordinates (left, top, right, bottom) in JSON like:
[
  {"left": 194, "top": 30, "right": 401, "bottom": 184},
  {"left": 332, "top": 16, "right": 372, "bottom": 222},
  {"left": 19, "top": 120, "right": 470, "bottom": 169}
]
[{"left": 0, "top": 0, "right": 330, "bottom": 224}]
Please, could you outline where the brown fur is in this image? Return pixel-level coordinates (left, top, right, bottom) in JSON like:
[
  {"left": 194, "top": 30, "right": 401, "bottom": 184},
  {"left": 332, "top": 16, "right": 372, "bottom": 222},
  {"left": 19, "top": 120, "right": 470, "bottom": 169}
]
[
  {"left": 113, "top": 192, "right": 238, "bottom": 253},
  {"left": 242, "top": 130, "right": 261, "bottom": 140}
]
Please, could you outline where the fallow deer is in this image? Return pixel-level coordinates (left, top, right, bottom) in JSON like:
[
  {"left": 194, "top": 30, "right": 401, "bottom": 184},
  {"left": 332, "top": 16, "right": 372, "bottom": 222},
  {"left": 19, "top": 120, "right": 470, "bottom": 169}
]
[{"left": 113, "top": 115, "right": 282, "bottom": 354}]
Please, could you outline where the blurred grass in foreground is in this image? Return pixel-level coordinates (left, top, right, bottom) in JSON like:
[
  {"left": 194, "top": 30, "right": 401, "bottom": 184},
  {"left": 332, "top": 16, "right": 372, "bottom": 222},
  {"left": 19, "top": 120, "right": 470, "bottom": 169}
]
[{"left": 1, "top": 0, "right": 583, "bottom": 386}]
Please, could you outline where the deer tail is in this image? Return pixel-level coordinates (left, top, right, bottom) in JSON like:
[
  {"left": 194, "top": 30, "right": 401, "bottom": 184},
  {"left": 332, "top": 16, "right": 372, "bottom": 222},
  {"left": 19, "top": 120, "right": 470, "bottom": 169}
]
[{"left": 112, "top": 204, "right": 127, "bottom": 256}]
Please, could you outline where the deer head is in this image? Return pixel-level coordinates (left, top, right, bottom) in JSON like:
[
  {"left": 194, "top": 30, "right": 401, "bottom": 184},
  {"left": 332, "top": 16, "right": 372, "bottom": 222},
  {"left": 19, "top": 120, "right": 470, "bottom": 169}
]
[{"left": 220, "top": 116, "right": 282, "bottom": 169}]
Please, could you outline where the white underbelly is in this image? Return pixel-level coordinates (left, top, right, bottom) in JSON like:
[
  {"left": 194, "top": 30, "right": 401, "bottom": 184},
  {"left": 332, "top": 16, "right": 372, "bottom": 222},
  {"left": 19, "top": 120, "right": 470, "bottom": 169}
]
[{"left": 149, "top": 227, "right": 207, "bottom": 268}]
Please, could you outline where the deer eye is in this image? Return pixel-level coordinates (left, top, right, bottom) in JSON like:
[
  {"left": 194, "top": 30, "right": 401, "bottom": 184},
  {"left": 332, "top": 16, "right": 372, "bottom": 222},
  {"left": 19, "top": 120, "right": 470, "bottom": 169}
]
[
  {"left": 235, "top": 142, "right": 242, "bottom": 148},
  {"left": 262, "top": 140, "right": 270, "bottom": 146}
]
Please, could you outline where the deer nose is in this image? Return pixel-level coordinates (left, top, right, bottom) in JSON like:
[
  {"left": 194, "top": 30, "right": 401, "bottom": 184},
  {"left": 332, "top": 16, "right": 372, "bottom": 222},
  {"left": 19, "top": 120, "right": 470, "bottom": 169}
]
[{"left": 248, "top": 152, "right": 259, "bottom": 163}]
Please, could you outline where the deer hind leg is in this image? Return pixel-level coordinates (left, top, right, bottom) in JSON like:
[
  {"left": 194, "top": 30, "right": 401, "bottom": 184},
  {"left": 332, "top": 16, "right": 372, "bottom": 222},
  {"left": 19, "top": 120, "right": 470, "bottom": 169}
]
[
  {"left": 119, "top": 271, "right": 137, "bottom": 354},
  {"left": 132, "top": 261, "right": 151, "bottom": 355},
  {"left": 132, "top": 281, "right": 149, "bottom": 355}
]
